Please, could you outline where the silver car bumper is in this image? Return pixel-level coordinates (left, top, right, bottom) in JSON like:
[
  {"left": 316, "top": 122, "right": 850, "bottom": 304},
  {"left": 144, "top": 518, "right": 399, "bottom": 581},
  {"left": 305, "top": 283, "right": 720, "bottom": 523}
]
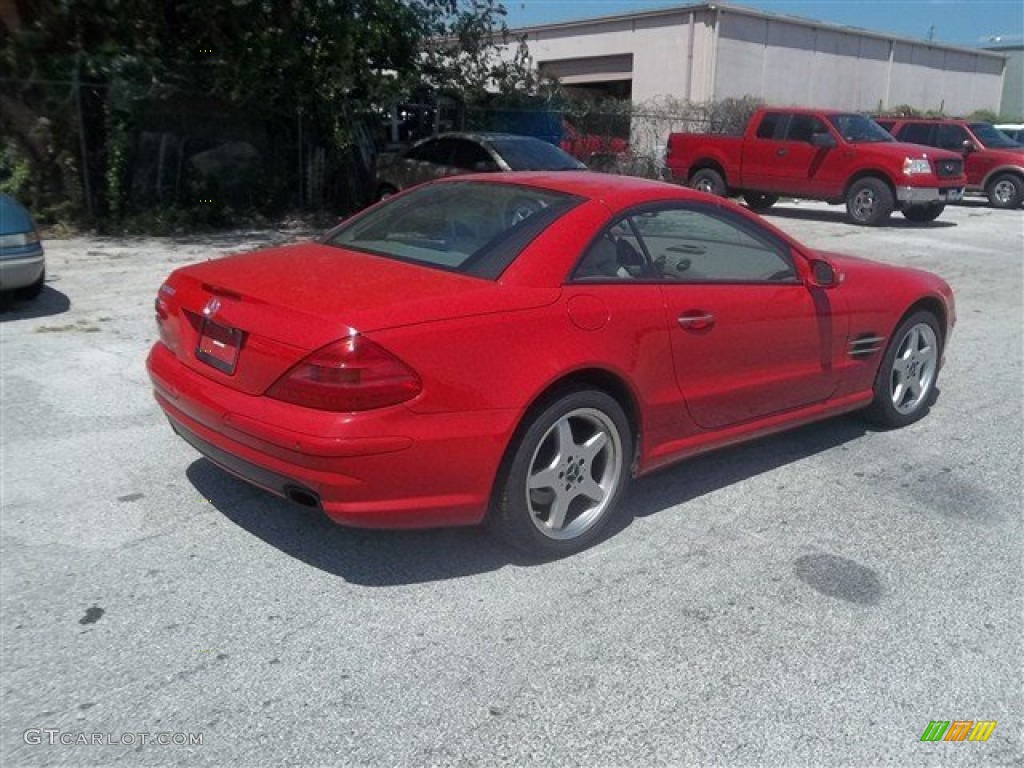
[
  {"left": 0, "top": 252, "right": 45, "bottom": 291},
  {"left": 895, "top": 186, "right": 964, "bottom": 204}
]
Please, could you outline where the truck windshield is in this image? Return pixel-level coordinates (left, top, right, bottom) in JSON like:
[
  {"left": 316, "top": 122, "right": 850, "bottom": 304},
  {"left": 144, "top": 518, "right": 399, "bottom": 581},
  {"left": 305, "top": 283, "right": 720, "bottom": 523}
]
[
  {"left": 969, "top": 123, "right": 1022, "bottom": 149},
  {"left": 827, "top": 114, "right": 894, "bottom": 144}
]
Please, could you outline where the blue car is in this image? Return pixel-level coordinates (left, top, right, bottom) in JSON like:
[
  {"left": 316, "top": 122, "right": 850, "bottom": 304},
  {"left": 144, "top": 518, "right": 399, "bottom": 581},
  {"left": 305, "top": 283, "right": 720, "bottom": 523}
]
[{"left": 0, "top": 194, "right": 45, "bottom": 300}]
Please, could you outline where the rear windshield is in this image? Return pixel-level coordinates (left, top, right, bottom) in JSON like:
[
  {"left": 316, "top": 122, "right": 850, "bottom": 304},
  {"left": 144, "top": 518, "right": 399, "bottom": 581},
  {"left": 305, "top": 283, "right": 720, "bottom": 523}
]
[
  {"left": 827, "top": 114, "right": 894, "bottom": 144},
  {"left": 487, "top": 138, "right": 586, "bottom": 171},
  {"left": 969, "top": 122, "right": 1021, "bottom": 148},
  {"left": 323, "top": 181, "right": 582, "bottom": 279}
]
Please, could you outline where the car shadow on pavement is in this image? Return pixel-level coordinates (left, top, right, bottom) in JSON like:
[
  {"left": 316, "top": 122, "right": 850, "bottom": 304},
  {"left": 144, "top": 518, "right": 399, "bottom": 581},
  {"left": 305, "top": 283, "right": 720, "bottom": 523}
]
[
  {"left": 0, "top": 285, "right": 71, "bottom": 320},
  {"left": 188, "top": 413, "right": 876, "bottom": 586},
  {"left": 187, "top": 459, "right": 537, "bottom": 586},
  {"left": 758, "top": 206, "right": 956, "bottom": 228},
  {"left": 609, "top": 414, "right": 871, "bottom": 536}
]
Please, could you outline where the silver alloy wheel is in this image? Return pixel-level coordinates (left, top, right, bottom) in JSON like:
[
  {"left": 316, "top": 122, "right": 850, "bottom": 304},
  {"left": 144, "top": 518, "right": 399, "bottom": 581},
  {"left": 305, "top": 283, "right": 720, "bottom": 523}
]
[
  {"left": 525, "top": 407, "right": 623, "bottom": 541},
  {"left": 695, "top": 177, "right": 715, "bottom": 194},
  {"left": 851, "top": 187, "right": 878, "bottom": 220},
  {"left": 889, "top": 323, "right": 938, "bottom": 414},
  {"left": 992, "top": 178, "right": 1016, "bottom": 205}
]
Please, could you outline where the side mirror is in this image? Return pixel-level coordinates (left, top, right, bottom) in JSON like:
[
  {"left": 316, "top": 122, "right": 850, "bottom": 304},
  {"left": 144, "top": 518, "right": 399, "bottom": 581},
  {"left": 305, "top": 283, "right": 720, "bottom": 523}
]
[
  {"left": 961, "top": 140, "right": 976, "bottom": 153},
  {"left": 808, "top": 258, "right": 841, "bottom": 288},
  {"left": 810, "top": 132, "right": 837, "bottom": 149}
]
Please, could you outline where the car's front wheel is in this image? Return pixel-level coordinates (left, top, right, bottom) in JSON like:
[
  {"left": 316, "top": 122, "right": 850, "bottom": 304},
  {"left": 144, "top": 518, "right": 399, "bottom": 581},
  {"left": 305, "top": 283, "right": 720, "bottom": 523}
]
[
  {"left": 376, "top": 184, "right": 398, "bottom": 201},
  {"left": 864, "top": 311, "right": 942, "bottom": 428},
  {"left": 743, "top": 192, "right": 778, "bottom": 212},
  {"left": 846, "top": 178, "right": 894, "bottom": 225},
  {"left": 490, "top": 389, "right": 631, "bottom": 556},
  {"left": 985, "top": 173, "right": 1023, "bottom": 209}
]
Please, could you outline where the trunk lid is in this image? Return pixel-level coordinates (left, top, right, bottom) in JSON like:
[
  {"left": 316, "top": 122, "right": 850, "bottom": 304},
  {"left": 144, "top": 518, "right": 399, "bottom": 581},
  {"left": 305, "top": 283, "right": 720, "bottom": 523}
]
[{"left": 159, "top": 242, "right": 557, "bottom": 395}]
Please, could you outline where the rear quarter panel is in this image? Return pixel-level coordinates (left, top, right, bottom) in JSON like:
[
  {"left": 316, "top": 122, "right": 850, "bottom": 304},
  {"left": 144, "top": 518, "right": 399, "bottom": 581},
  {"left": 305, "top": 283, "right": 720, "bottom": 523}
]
[{"left": 666, "top": 133, "right": 744, "bottom": 185}]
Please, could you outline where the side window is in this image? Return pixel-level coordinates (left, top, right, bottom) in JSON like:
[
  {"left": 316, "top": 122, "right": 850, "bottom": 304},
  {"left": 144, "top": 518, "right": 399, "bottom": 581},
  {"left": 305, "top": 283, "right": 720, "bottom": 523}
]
[
  {"left": 935, "top": 124, "right": 969, "bottom": 150},
  {"left": 405, "top": 138, "right": 454, "bottom": 165},
  {"left": 629, "top": 206, "right": 797, "bottom": 283},
  {"left": 786, "top": 114, "right": 828, "bottom": 143},
  {"left": 897, "top": 123, "right": 935, "bottom": 146},
  {"left": 756, "top": 112, "right": 784, "bottom": 139},
  {"left": 875, "top": 120, "right": 895, "bottom": 133},
  {"left": 572, "top": 220, "right": 648, "bottom": 281},
  {"left": 449, "top": 139, "right": 495, "bottom": 171}
]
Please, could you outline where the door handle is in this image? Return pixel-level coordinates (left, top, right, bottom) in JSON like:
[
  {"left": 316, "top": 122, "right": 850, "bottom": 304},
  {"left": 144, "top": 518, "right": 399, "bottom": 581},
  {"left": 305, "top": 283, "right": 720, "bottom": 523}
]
[
  {"left": 678, "top": 312, "right": 715, "bottom": 330},
  {"left": 776, "top": 148, "right": 788, "bottom": 156}
]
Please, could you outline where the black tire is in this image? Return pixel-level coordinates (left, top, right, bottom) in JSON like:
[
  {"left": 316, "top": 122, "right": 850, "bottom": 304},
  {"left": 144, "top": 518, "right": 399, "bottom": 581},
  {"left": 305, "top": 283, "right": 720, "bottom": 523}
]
[
  {"left": 845, "top": 177, "right": 894, "bottom": 226},
  {"left": 689, "top": 168, "right": 726, "bottom": 197},
  {"left": 901, "top": 204, "right": 945, "bottom": 223},
  {"left": 743, "top": 192, "right": 778, "bottom": 212},
  {"left": 863, "top": 310, "right": 942, "bottom": 428},
  {"left": 376, "top": 184, "right": 398, "bottom": 201},
  {"left": 985, "top": 173, "right": 1023, "bottom": 209},
  {"left": 489, "top": 388, "right": 632, "bottom": 557},
  {"left": 15, "top": 268, "right": 45, "bottom": 300}
]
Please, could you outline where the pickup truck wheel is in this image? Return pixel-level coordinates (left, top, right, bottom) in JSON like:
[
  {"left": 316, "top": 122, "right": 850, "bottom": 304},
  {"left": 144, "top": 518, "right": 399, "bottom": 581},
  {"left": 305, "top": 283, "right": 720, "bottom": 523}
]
[
  {"left": 743, "top": 193, "right": 778, "bottom": 212},
  {"left": 901, "top": 203, "right": 945, "bottom": 223},
  {"left": 846, "top": 178, "right": 894, "bottom": 225},
  {"left": 690, "top": 169, "right": 726, "bottom": 197},
  {"left": 985, "top": 173, "right": 1023, "bottom": 209}
]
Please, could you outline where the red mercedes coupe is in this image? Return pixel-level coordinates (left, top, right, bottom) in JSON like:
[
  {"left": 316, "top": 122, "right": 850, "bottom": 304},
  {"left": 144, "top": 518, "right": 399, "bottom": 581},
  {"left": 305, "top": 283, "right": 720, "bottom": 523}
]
[{"left": 147, "top": 173, "right": 954, "bottom": 556}]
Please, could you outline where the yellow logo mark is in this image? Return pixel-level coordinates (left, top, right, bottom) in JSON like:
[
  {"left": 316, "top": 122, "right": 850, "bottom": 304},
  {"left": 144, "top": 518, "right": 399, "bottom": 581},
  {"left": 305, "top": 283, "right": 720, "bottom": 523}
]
[{"left": 968, "top": 721, "right": 997, "bottom": 742}]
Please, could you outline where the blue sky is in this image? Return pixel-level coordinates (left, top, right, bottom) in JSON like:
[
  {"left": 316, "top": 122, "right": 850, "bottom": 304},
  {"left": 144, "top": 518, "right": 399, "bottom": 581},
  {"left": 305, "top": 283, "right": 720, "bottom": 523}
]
[{"left": 504, "top": 1, "right": 1024, "bottom": 48}]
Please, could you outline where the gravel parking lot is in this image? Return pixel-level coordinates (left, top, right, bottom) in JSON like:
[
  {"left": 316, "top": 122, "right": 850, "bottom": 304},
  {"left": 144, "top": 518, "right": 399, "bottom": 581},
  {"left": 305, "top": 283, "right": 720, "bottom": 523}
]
[{"left": 2, "top": 200, "right": 1021, "bottom": 767}]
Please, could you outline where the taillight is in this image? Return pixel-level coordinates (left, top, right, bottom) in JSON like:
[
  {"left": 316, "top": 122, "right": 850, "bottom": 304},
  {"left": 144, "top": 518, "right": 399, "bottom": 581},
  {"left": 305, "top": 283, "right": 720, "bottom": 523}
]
[
  {"left": 266, "top": 335, "right": 421, "bottom": 412},
  {"left": 155, "top": 282, "right": 178, "bottom": 352}
]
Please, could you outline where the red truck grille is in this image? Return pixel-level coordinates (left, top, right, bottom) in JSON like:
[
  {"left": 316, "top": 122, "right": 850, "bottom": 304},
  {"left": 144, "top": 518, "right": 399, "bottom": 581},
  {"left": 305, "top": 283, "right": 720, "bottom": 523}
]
[{"left": 935, "top": 158, "right": 962, "bottom": 178}]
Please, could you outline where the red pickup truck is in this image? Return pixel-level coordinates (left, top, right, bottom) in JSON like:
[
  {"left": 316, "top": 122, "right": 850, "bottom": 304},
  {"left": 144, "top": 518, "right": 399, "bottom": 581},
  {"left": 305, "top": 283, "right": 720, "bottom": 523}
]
[
  {"left": 875, "top": 117, "right": 1024, "bottom": 209},
  {"left": 665, "top": 107, "right": 967, "bottom": 225}
]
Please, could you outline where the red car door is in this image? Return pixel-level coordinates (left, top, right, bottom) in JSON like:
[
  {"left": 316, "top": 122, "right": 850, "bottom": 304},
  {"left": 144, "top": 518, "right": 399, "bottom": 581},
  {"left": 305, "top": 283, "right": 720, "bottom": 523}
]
[
  {"left": 738, "top": 111, "right": 787, "bottom": 192},
  {"left": 629, "top": 203, "right": 844, "bottom": 430}
]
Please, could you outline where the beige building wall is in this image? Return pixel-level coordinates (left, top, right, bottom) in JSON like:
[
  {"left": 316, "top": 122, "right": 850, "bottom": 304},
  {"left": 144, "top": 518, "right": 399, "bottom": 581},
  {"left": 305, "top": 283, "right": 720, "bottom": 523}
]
[
  {"left": 505, "top": 3, "right": 1007, "bottom": 150},
  {"left": 507, "top": 3, "right": 1003, "bottom": 111},
  {"left": 713, "top": 11, "right": 1004, "bottom": 114},
  {"left": 514, "top": 8, "right": 717, "bottom": 103}
]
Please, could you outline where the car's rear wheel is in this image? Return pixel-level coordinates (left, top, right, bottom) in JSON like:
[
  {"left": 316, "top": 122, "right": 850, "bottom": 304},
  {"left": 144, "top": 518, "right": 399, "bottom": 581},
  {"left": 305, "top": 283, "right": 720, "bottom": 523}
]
[
  {"left": 846, "top": 178, "right": 894, "bottom": 225},
  {"left": 490, "top": 389, "right": 631, "bottom": 557},
  {"left": 901, "top": 203, "right": 945, "bottom": 223},
  {"left": 15, "top": 268, "right": 45, "bottom": 300},
  {"left": 742, "top": 192, "right": 778, "bottom": 212},
  {"left": 690, "top": 168, "right": 726, "bottom": 197},
  {"left": 863, "top": 311, "right": 942, "bottom": 428},
  {"left": 377, "top": 184, "right": 398, "bottom": 201},
  {"left": 985, "top": 173, "right": 1023, "bottom": 209}
]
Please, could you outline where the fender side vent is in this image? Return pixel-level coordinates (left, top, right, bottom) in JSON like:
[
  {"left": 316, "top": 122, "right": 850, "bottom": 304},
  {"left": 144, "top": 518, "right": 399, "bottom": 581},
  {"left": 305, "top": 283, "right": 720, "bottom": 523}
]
[{"left": 849, "top": 333, "right": 885, "bottom": 359}]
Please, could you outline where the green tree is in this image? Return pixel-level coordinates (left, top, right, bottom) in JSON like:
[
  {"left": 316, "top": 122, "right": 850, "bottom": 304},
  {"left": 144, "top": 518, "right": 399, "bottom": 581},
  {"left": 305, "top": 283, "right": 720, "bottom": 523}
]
[{"left": 0, "top": 0, "right": 516, "bottom": 221}]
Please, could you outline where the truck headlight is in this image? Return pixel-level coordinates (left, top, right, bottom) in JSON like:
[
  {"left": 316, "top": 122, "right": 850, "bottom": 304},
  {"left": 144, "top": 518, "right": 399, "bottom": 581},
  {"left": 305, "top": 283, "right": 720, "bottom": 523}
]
[{"left": 903, "top": 157, "right": 932, "bottom": 175}]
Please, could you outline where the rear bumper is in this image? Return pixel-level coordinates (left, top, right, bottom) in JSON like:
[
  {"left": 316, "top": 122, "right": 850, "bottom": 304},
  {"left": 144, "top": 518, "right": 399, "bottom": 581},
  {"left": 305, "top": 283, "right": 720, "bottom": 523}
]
[
  {"left": 895, "top": 186, "right": 964, "bottom": 204},
  {"left": 148, "top": 342, "right": 519, "bottom": 529},
  {"left": 0, "top": 248, "right": 44, "bottom": 291}
]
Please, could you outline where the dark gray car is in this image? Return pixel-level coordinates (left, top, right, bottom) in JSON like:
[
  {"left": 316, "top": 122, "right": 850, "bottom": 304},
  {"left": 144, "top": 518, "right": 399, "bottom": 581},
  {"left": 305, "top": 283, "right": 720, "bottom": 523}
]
[{"left": 375, "top": 132, "right": 585, "bottom": 199}]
